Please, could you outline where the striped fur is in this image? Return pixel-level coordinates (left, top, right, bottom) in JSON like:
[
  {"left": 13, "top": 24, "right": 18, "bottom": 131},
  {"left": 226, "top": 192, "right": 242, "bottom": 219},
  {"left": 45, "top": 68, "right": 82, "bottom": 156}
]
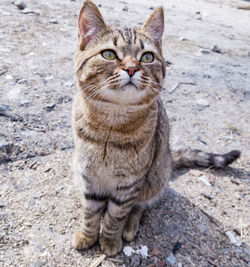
[{"left": 72, "top": 0, "right": 240, "bottom": 256}]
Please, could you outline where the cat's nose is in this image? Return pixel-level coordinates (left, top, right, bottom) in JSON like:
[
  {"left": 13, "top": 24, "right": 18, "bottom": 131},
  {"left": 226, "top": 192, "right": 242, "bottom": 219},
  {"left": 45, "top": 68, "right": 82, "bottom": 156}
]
[{"left": 123, "top": 66, "right": 140, "bottom": 77}]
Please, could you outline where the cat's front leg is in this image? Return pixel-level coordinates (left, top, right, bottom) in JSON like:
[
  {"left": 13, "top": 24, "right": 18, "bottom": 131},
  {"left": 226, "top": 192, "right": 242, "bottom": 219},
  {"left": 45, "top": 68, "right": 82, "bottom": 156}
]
[
  {"left": 100, "top": 194, "right": 135, "bottom": 256},
  {"left": 72, "top": 192, "right": 107, "bottom": 250}
]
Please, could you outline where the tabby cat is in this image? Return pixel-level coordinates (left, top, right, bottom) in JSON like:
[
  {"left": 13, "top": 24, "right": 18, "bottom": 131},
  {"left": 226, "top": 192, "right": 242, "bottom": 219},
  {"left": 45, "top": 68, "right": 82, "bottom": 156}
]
[{"left": 72, "top": 0, "right": 240, "bottom": 256}]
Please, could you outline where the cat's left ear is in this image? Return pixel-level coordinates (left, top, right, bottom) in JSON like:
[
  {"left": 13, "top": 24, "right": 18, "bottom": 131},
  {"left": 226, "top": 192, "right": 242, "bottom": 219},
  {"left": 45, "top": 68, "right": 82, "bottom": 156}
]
[
  {"left": 78, "top": 0, "right": 107, "bottom": 50},
  {"left": 141, "top": 7, "right": 164, "bottom": 45}
]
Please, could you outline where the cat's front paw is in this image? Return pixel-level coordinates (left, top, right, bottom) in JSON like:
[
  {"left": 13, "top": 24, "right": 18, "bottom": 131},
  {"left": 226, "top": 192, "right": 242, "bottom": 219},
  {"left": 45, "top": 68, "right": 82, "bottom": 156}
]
[
  {"left": 72, "top": 231, "right": 97, "bottom": 250},
  {"left": 99, "top": 235, "right": 123, "bottom": 256}
]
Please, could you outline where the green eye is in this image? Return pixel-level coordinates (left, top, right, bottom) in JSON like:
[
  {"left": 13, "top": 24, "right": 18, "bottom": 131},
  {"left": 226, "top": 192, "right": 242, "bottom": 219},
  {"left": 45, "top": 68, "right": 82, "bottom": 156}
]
[
  {"left": 101, "top": 50, "right": 117, "bottom": 60},
  {"left": 141, "top": 52, "right": 154, "bottom": 63}
]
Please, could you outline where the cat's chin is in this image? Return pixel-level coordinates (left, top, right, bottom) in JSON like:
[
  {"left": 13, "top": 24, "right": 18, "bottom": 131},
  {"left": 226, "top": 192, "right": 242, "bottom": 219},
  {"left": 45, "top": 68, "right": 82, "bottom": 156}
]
[
  {"left": 121, "top": 82, "right": 138, "bottom": 91},
  {"left": 100, "top": 85, "right": 148, "bottom": 106}
]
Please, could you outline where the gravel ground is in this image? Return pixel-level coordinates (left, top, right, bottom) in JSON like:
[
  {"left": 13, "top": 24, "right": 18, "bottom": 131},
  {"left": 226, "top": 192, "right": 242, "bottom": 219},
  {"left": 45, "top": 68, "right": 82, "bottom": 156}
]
[{"left": 0, "top": 0, "right": 249, "bottom": 266}]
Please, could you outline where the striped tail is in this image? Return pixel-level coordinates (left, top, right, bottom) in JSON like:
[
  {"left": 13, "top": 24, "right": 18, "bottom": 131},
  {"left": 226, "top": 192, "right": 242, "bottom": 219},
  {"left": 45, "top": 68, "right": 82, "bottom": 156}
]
[{"left": 172, "top": 148, "right": 241, "bottom": 170}]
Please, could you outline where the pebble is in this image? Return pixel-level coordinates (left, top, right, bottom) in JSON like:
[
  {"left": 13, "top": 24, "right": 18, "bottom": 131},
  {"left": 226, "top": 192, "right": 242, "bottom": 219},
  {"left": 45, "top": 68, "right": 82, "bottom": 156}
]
[
  {"left": 122, "top": 6, "right": 128, "bottom": 12},
  {"left": 225, "top": 231, "right": 242, "bottom": 247},
  {"left": 201, "top": 191, "right": 213, "bottom": 200},
  {"left": 166, "top": 252, "right": 176, "bottom": 266},
  {"left": 5, "top": 74, "right": 14, "bottom": 80},
  {"left": 45, "top": 103, "right": 56, "bottom": 112},
  {"left": 130, "top": 255, "right": 141, "bottom": 267},
  {"left": 29, "top": 261, "right": 46, "bottom": 267},
  {"left": 45, "top": 75, "right": 54, "bottom": 81},
  {"left": 156, "top": 261, "right": 165, "bottom": 267},
  {"left": 123, "top": 246, "right": 134, "bottom": 257},
  {"left": 49, "top": 18, "right": 58, "bottom": 24},
  {"left": 196, "top": 98, "right": 210, "bottom": 108},
  {"left": 211, "top": 45, "right": 221, "bottom": 53},
  {"left": 135, "top": 245, "right": 148, "bottom": 258},
  {"left": 172, "top": 241, "right": 182, "bottom": 254},
  {"left": 21, "top": 8, "right": 35, "bottom": 14},
  {"left": 17, "top": 78, "right": 28, "bottom": 84},
  {"left": 199, "top": 49, "right": 210, "bottom": 54},
  {"left": 151, "top": 246, "right": 160, "bottom": 256},
  {"left": 198, "top": 175, "right": 212, "bottom": 186},
  {"left": 14, "top": 0, "right": 26, "bottom": 10},
  {"left": 0, "top": 140, "right": 9, "bottom": 151},
  {"left": 18, "top": 27, "right": 26, "bottom": 32}
]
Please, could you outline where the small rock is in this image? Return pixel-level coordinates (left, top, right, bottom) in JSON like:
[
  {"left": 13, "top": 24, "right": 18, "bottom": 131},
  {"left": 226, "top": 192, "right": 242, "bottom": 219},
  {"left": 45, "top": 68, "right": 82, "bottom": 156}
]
[
  {"left": 49, "top": 18, "right": 58, "bottom": 24},
  {"left": 122, "top": 6, "right": 128, "bottom": 12},
  {"left": 180, "top": 37, "right": 187, "bottom": 41},
  {"left": 166, "top": 252, "right": 176, "bottom": 266},
  {"left": 172, "top": 241, "right": 182, "bottom": 254},
  {"left": 98, "top": 4, "right": 102, "bottom": 7},
  {"left": 199, "top": 49, "right": 210, "bottom": 55},
  {"left": 29, "top": 261, "right": 46, "bottom": 267},
  {"left": 201, "top": 191, "right": 213, "bottom": 200},
  {"left": 16, "top": 78, "right": 28, "bottom": 84},
  {"left": 0, "top": 202, "right": 7, "bottom": 208},
  {"left": 14, "top": 0, "right": 26, "bottom": 10},
  {"left": 5, "top": 74, "right": 14, "bottom": 80},
  {"left": 45, "top": 75, "right": 54, "bottom": 81},
  {"left": 177, "top": 263, "right": 183, "bottom": 267},
  {"left": 149, "top": 6, "right": 154, "bottom": 10},
  {"left": 211, "top": 45, "right": 221, "bottom": 53},
  {"left": 21, "top": 8, "right": 35, "bottom": 14},
  {"left": 203, "top": 74, "right": 211, "bottom": 78},
  {"left": 18, "top": 27, "right": 26, "bottom": 32},
  {"left": 123, "top": 246, "right": 134, "bottom": 257},
  {"left": 151, "top": 246, "right": 160, "bottom": 256},
  {"left": 157, "top": 261, "right": 166, "bottom": 267},
  {"left": 135, "top": 245, "right": 148, "bottom": 258},
  {"left": 64, "top": 81, "right": 75, "bottom": 88},
  {"left": 196, "top": 98, "right": 210, "bottom": 108},
  {"left": 45, "top": 103, "right": 56, "bottom": 112},
  {"left": 0, "top": 140, "right": 9, "bottom": 151},
  {"left": 225, "top": 231, "right": 242, "bottom": 247},
  {"left": 198, "top": 175, "right": 212, "bottom": 186},
  {"left": 197, "top": 136, "right": 207, "bottom": 145},
  {"left": 130, "top": 255, "right": 141, "bottom": 267}
]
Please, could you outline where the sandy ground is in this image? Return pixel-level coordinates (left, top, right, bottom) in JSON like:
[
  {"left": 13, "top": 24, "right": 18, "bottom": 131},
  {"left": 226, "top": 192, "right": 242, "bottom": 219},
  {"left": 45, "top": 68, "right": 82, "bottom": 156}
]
[{"left": 0, "top": 0, "right": 250, "bottom": 266}]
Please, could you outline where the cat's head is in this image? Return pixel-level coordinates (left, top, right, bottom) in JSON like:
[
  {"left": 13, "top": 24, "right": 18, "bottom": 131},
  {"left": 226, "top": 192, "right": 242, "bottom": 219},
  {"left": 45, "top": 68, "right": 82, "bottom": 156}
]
[{"left": 75, "top": 0, "right": 166, "bottom": 107}]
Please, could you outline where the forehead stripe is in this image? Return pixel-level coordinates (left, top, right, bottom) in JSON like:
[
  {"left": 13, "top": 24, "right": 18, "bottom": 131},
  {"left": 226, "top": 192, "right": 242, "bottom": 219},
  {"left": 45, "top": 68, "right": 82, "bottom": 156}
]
[
  {"left": 118, "top": 30, "right": 126, "bottom": 42},
  {"left": 139, "top": 39, "right": 144, "bottom": 50}
]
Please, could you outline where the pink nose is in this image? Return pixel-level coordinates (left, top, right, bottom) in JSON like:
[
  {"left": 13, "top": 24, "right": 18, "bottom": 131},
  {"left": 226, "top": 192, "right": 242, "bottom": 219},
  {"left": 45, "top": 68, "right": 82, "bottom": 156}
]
[{"left": 123, "top": 67, "right": 140, "bottom": 77}]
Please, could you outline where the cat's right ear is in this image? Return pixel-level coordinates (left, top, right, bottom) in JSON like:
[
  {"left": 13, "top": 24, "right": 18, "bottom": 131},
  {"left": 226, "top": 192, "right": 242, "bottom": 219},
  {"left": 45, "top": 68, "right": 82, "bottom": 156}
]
[{"left": 78, "top": 0, "right": 106, "bottom": 50}]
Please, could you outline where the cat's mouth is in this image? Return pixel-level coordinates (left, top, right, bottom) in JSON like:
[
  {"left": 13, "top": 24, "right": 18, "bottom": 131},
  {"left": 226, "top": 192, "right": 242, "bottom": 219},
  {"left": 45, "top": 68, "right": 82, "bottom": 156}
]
[{"left": 121, "top": 81, "right": 138, "bottom": 90}]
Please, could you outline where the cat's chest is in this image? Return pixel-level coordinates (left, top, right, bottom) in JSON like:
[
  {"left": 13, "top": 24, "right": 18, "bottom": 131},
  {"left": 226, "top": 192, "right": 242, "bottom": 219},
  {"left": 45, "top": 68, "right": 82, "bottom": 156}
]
[{"left": 79, "top": 136, "right": 155, "bottom": 185}]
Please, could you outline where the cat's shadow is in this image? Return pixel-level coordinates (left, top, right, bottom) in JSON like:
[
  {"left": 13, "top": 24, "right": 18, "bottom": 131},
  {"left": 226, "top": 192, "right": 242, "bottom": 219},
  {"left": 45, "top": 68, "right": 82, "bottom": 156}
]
[{"left": 76, "top": 167, "right": 248, "bottom": 266}]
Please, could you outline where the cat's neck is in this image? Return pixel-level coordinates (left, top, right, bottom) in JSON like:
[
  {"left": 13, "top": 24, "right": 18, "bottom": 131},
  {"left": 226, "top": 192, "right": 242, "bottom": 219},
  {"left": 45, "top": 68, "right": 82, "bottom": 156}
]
[{"left": 78, "top": 91, "right": 158, "bottom": 130}]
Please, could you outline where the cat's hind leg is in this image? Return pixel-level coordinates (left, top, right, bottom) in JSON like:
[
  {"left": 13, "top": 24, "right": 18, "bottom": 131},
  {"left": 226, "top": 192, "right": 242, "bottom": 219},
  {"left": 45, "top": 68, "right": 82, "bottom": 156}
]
[
  {"left": 72, "top": 192, "right": 107, "bottom": 250},
  {"left": 122, "top": 205, "right": 144, "bottom": 241}
]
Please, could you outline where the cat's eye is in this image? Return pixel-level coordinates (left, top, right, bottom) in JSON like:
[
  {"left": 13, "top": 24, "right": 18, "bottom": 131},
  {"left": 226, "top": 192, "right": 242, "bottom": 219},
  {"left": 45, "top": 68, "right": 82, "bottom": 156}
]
[
  {"left": 101, "top": 50, "right": 117, "bottom": 60},
  {"left": 140, "top": 52, "right": 154, "bottom": 63}
]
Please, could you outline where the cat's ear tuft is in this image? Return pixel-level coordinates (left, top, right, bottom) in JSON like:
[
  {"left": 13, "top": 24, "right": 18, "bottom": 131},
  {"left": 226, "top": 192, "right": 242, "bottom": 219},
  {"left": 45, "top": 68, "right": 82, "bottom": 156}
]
[
  {"left": 78, "top": 0, "right": 106, "bottom": 49},
  {"left": 141, "top": 7, "right": 164, "bottom": 45}
]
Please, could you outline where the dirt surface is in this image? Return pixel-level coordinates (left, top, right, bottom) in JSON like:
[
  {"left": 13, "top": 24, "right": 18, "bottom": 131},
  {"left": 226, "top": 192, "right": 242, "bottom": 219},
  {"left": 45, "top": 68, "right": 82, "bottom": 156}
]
[{"left": 0, "top": 0, "right": 250, "bottom": 266}]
